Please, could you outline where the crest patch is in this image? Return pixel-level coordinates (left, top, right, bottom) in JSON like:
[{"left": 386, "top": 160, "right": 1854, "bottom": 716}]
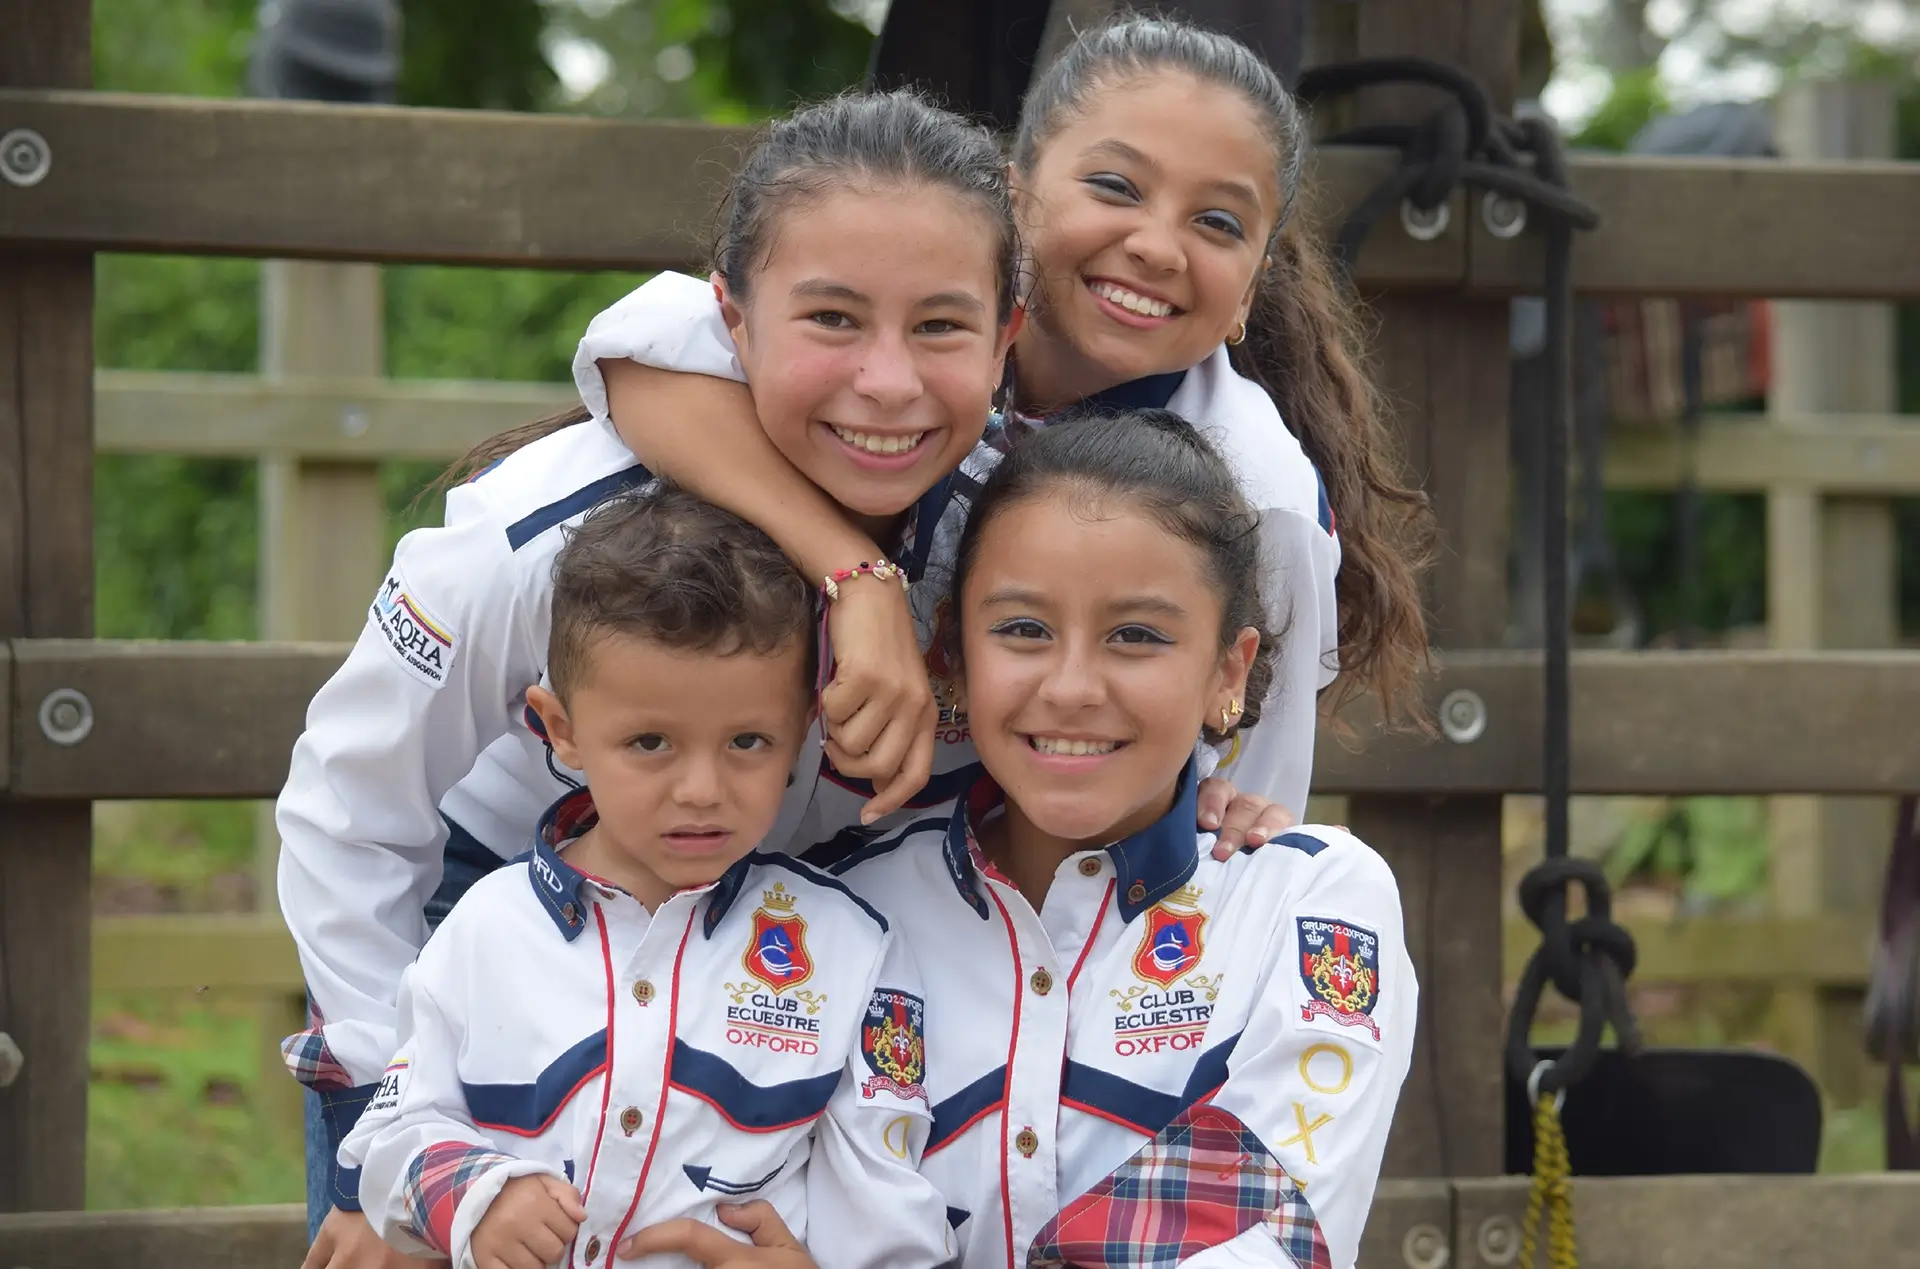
[
  {"left": 742, "top": 883, "right": 813, "bottom": 993},
  {"left": 860, "top": 988, "right": 928, "bottom": 1104},
  {"left": 1297, "top": 917, "right": 1382, "bottom": 1040},
  {"left": 1131, "top": 895, "right": 1207, "bottom": 988}
]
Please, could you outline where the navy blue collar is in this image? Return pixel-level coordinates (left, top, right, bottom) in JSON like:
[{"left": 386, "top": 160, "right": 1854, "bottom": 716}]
[
  {"left": 528, "top": 790, "right": 758, "bottom": 941},
  {"left": 528, "top": 790, "right": 600, "bottom": 940},
  {"left": 940, "top": 761, "right": 1202, "bottom": 923},
  {"left": 998, "top": 359, "right": 1189, "bottom": 421},
  {"left": 1067, "top": 368, "right": 1188, "bottom": 418}
]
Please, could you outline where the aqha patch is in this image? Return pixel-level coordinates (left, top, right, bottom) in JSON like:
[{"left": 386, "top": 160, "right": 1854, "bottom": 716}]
[{"left": 371, "top": 573, "right": 457, "bottom": 689}]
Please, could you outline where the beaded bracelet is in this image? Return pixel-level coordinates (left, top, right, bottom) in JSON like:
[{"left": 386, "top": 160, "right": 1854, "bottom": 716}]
[{"left": 822, "top": 557, "right": 909, "bottom": 602}]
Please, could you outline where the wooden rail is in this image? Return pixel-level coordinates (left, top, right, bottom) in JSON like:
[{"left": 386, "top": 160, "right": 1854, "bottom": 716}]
[
  {"left": 91, "top": 371, "right": 1920, "bottom": 494},
  {"left": 6, "top": 1176, "right": 1919, "bottom": 1269},
  {"left": 86, "top": 911, "right": 1873, "bottom": 996},
  {"left": 5, "top": 642, "right": 1920, "bottom": 800},
  {"left": 3, "top": 90, "right": 1919, "bottom": 297}
]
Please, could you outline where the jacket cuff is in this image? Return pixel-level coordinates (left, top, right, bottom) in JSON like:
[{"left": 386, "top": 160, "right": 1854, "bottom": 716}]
[{"left": 317, "top": 1083, "right": 379, "bottom": 1211}]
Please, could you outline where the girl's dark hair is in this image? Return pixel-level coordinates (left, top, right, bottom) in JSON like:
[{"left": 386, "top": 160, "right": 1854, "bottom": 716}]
[
  {"left": 949, "top": 408, "right": 1277, "bottom": 744},
  {"left": 1013, "top": 15, "right": 1435, "bottom": 729},
  {"left": 714, "top": 88, "right": 1018, "bottom": 324},
  {"left": 437, "top": 89, "right": 1018, "bottom": 490},
  {"left": 547, "top": 482, "right": 814, "bottom": 701}
]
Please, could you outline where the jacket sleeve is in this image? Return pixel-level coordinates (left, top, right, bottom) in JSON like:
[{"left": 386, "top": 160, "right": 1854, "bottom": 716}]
[
  {"left": 1207, "top": 507, "right": 1341, "bottom": 818},
  {"left": 571, "top": 271, "right": 746, "bottom": 421},
  {"left": 1179, "top": 831, "right": 1416, "bottom": 1269},
  {"left": 803, "top": 931, "right": 957, "bottom": 1268},
  {"left": 341, "top": 933, "right": 561, "bottom": 1269},
  {"left": 275, "top": 485, "right": 544, "bottom": 1208}
]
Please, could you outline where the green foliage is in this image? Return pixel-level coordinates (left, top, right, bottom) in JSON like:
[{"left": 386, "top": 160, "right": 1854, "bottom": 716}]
[
  {"left": 93, "top": 0, "right": 255, "bottom": 95},
  {"left": 1606, "top": 490, "right": 1769, "bottom": 643},
  {"left": 1604, "top": 797, "right": 1770, "bottom": 903},
  {"left": 1569, "top": 67, "right": 1668, "bottom": 152},
  {"left": 94, "top": 800, "right": 260, "bottom": 896},
  {"left": 551, "top": 0, "right": 873, "bottom": 121},
  {"left": 399, "top": 0, "right": 555, "bottom": 110},
  {"left": 384, "top": 265, "right": 650, "bottom": 380}
]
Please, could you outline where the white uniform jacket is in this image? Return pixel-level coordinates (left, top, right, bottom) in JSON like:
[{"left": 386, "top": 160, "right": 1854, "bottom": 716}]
[
  {"left": 808, "top": 765, "right": 1414, "bottom": 1269},
  {"left": 573, "top": 272, "right": 1342, "bottom": 817},
  {"left": 340, "top": 791, "right": 955, "bottom": 1269},
  {"left": 275, "top": 412, "right": 960, "bottom": 1204}
]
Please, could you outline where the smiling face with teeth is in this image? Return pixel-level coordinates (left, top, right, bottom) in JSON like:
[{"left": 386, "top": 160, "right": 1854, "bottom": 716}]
[
  {"left": 1011, "top": 71, "right": 1283, "bottom": 411},
  {"left": 720, "top": 183, "right": 1016, "bottom": 536},
  {"left": 956, "top": 488, "right": 1258, "bottom": 858}
]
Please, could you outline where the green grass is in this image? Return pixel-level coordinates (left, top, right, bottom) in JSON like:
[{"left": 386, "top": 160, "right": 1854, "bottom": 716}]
[{"left": 87, "top": 991, "right": 304, "bottom": 1210}]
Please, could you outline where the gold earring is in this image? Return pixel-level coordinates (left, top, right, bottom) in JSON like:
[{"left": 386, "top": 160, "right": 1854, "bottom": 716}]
[
  {"left": 1227, "top": 321, "right": 1247, "bottom": 346},
  {"left": 1219, "top": 699, "right": 1242, "bottom": 731}
]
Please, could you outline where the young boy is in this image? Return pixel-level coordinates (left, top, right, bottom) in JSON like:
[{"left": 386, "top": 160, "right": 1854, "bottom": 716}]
[{"left": 340, "top": 486, "right": 953, "bottom": 1269}]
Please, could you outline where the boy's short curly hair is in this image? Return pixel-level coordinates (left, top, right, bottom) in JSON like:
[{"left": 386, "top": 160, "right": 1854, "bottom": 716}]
[{"left": 547, "top": 483, "right": 815, "bottom": 700}]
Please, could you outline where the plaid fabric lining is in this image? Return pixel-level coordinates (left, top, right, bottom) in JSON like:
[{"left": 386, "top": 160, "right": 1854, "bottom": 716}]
[
  {"left": 961, "top": 778, "right": 1016, "bottom": 887},
  {"left": 403, "top": 1142, "right": 518, "bottom": 1257},
  {"left": 280, "top": 999, "right": 353, "bottom": 1090},
  {"left": 1027, "top": 1103, "right": 1331, "bottom": 1269}
]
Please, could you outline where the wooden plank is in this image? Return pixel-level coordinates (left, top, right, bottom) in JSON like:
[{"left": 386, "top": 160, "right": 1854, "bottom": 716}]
[
  {"left": 8, "top": 640, "right": 340, "bottom": 800},
  {"left": 0, "top": 91, "right": 1434, "bottom": 284},
  {"left": 95, "top": 370, "right": 566, "bottom": 458},
  {"left": 92, "top": 915, "right": 301, "bottom": 993},
  {"left": 1452, "top": 1176, "right": 1920, "bottom": 1269},
  {"left": 1503, "top": 913, "right": 1869, "bottom": 988},
  {"left": 89, "top": 910, "right": 1870, "bottom": 996},
  {"left": 254, "top": 257, "right": 388, "bottom": 1137},
  {"left": 1358, "top": 1181, "right": 1452, "bottom": 1269},
  {"left": 1605, "top": 415, "right": 1920, "bottom": 494},
  {"left": 93, "top": 374, "right": 1920, "bottom": 493},
  {"left": 1468, "top": 152, "right": 1920, "bottom": 300},
  {"left": 0, "top": 0, "right": 91, "bottom": 1214},
  {"left": 7, "top": 644, "right": 1920, "bottom": 800},
  {"left": 10, "top": 92, "right": 1915, "bottom": 296},
  {"left": 0, "top": 90, "right": 743, "bottom": 270},
  {"left": 0, "top": 1204, "right": 310, "bottom": 1269},
  {"left": 1317, "top": 650, "right": 1920, "bottom": 796},
  {"left": 1346, "top": 0, "right": 1514, "bottom": 1183},
  {"left": 4, "top": 1178, "right": 1915, "bottom": 1269},
  {"left": 1762, "top": 80, "right": 1902, "bottom": 1109}
]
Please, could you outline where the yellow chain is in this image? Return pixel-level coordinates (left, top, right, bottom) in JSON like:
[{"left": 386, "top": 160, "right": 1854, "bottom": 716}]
[{"left": 1519, "top": 1090, "right": 1577, "bottom": 1269}]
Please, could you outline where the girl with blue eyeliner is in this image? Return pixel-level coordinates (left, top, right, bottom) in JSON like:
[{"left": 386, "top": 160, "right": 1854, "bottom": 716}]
[{"left": 812, "top": 409, "right": 1416, "bottom": 1268}]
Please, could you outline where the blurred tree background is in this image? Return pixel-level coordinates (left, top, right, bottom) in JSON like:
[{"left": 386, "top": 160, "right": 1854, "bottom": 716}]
[{"left": 92, "top": 0, "right": 883, "bottom": 645}]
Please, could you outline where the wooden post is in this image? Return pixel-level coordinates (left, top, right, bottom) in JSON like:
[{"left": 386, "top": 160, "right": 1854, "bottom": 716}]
[
  {"left": 0, "top": 0, "right": 94, "bottom": 1211},
  {"left": 1332, "top": 0, "right": 1515, "bottom": 1177},
  {"left": 1765, "top": 80, "right": 1900, "bottom": 1109},
  {"left": 254, "top": 259, "right": 387, "bottom": 1135}
]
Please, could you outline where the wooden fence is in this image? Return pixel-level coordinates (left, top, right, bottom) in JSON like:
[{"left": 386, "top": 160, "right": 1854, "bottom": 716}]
[{"left": 7, "top": 0, "right": 1920, "bottom": 1262}]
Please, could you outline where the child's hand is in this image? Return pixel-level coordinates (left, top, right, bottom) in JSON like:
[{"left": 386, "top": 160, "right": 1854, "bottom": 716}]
[
  {"left": 301, "top": 1207, "right": 438, "bottom": 1269},
  {"left": 471, "top": 1174, "right": 587, "bottom": 1269},
  {"left": 1196, "top": 777, "right": 1298, "bottom": 858},
  {"left": 820, "top": 580, "right": 936, "bottom": 824},
  {"left": 618, "top": 1200, "right": 817, "bottom": 1268}
]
